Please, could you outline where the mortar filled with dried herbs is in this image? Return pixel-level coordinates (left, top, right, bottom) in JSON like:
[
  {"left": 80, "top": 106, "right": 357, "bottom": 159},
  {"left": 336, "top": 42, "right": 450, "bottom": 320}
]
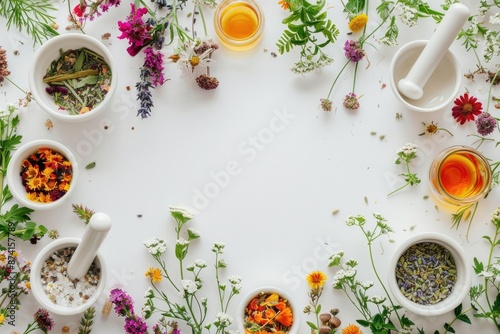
[
  {"left": 29, "top": 34, "right": 117, "bottom": 122},
  {"left": 387, "top": 232, "right": 472, "bottom": 316}
]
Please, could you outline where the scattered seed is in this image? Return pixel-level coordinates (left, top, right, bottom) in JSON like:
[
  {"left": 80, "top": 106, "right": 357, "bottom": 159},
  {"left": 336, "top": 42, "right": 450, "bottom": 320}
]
[
  {"left": 332, "top": 209, "right": 339, "bottom": 215},
  {"left": 370, "top": 131, "right": 377, "bottom": 136},
  {"left": 85, "top": 161, "right": 96, "bottom": 170},
  {"left": 423, "top": 195, "right": 429, "bottom": 200},
  {"left": 379, "top": 135, "right": 385, "bottom": 140},
  {"left": 364, "top": 196, "right": 368, "bottom": 204},
  {"left": 44, "top": 119, "right": 54, "bottom": 130}
]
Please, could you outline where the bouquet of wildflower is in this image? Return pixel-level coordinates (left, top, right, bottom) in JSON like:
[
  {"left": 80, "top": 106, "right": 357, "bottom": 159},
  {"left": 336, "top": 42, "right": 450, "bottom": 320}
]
[
  {"left": 111, "top": 206, "right": 241, "bottom": 334},
  {"left": 117, "top": 0, "right": 220, "bottom": 119},
  {"left": 0, "top": 249, "right": 31, "bottom": 326}
]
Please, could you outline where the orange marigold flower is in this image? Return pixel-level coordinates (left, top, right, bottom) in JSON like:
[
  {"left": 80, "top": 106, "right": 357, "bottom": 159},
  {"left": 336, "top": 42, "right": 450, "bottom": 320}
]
[
  {"left": 145, "top": 267, "right": 163, "bottom": 283},
  {"left": 306, "top": 271, "right": 327, "bottom": 290},
  {"left": 278, "top": 0, "right": 290, "bottom": 10},
  {"left": 275, "top": 307, "right": 293, "bottom": 327},
  {"left": 348, "top": 14, "right": 368, "bottom": 33},
  {"left": 342, "top": 323, "right": 363, "bottom": 334}
]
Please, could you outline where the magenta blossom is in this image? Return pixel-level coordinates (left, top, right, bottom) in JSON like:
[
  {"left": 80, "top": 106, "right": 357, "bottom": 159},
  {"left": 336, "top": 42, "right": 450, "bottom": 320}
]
[
  {"left": 143, "top": 47, "right": 165, "bottom": 87},
  {"left": 476, "top": 112, "right": 497, "bottom": 136},
  {"left": 344, "top": 40, "right": 365, "bottom": 62},
  {"left": 118, "top": 3, "right": 152, "bottom": 56},
  {"left": 109, "top": 288, "right": 135, "bottom": 316}
]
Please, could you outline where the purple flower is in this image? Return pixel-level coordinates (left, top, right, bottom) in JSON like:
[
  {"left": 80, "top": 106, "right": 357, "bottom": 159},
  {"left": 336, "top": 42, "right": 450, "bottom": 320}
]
[
  {"left": 476, "top": 112, "right": 497, "bottom": 136},
  {"left": 343, "top": 40, "right": 365, "bottom": 62},
  {"left": 34, "top": 308, "right": 54, "bottom": 331},
  {"left": 343, "top": 92, "right": 360, "bottom": 110},
  {"left": 118, "top": 3, "right": 152, "bottom": 56},
  {"left": 124, "top": 315, "right": 149, "bottom": 334},
  {"left": 143, "top": 47, "right": 165, "bottom": 87},
  {"left": 110, "top": 288, "right": 135, "bottom": 316}
]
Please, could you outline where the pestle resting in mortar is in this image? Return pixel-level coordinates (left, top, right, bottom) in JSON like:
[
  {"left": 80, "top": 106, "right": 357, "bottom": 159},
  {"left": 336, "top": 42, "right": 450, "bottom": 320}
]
[
  {"left": 67, "top": 212, "right": 112, "bottom": 280},
  {"left": 397, "top": 3, "right": 470, "bottom": 100}
]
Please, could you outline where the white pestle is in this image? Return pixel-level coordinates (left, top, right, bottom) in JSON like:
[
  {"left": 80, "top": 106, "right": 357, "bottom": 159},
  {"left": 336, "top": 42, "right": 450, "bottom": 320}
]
[
  {"left": 397, "top": 3, "right": 470, "bottom": 100},
  {"left": 67, "top": 212, "right": 112, "bottom": 280}
]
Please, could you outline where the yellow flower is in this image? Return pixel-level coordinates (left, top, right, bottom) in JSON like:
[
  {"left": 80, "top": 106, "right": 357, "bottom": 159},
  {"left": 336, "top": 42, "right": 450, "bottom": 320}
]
[
  {"left": 0, "top": 313, "right": 5, "bottom": 324},
  {"left": 306, "top": 271, "right": 327, "bottom": 290},
  {"left": 342, "top": 324, "right": 363, "bottom": 334},
  {"left": 145, "top": 267, "right": 163, "bottom": 283},
  {"left": 348, "top": 14, "right": 368, "bottom": 33},
  {"left": 278, "top": 0, "right": 290, "bottom": 10}
]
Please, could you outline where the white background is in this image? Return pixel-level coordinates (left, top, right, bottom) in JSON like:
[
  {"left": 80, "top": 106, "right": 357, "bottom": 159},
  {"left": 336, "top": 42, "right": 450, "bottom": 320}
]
[{"left": 1, "top": 0, "right": 499, "bottom": 333}]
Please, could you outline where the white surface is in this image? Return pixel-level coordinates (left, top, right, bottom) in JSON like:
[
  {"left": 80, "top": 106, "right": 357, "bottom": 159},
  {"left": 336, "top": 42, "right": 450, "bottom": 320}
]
[{"left": 0, "top": 0, "right": 499, "bottom": 333}]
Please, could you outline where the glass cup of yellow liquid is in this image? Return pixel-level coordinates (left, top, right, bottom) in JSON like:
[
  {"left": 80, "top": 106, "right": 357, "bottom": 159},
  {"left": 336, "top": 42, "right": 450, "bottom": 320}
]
[
  {"left": 429, "top": 146, "right": 492, "bottom": 207},
  {"left": 214, "top": 0, "right": 264, "bottom": 51}
]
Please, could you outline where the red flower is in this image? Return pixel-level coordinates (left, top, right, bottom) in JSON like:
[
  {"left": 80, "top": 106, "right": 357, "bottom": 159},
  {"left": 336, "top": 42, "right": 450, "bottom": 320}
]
[
  {"left": 73, "top": 3, "right": 87, "bottom": 17},
  {"left": 452, "top": 93, "right": 483, "bottom": 125}
]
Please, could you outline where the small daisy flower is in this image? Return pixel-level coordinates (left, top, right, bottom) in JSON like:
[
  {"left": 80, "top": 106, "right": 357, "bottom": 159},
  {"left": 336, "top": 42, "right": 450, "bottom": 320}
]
[
  {"left": 452, "top": 93, "right": 483, "bottom": 124},
  {"left": 348, "top": 13, "right": 368, "bottom": 33}
]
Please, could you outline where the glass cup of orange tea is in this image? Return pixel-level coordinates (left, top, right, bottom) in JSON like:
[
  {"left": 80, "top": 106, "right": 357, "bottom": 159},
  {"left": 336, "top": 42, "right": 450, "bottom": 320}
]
[
  {"left": 429, "top": 146, "right": 492, "bottom": 207},
  {"left": 214, "top": 0, "right": 264, "bottom": 51}
]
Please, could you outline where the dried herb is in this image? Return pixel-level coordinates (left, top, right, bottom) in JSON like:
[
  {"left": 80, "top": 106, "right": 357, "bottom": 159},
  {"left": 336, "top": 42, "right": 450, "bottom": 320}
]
[
  {"left": 44, "top": 47, "right": 111, "bottom": 115},
  {"left": 21, "top": 147, "right": 73, "bottom": 203},
  {"left": 396, "top": 242, "right": 457, "bottom": 305}
]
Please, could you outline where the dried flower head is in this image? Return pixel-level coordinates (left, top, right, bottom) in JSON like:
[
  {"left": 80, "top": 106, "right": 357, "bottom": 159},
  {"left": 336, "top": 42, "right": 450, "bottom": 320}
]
[
  {"left": 343, "top": 92, "right": 360, "bottom": 110},
  {"left": 34, "top": 308, "right": 54, "bottom": 331},
  {"left": 475, "top": 112, "right": 497, "bottom": 136},
  {"left": 0, "top": 47, "right": 10, "bottom": 83},
  {"left": 348, "top": 14, "right": 368, "bottom": 32},
  {"left": 320, "top": 98, "right": 333, "bottom": 112},
  {"left": 419, "top": 121, "right": 453, "bottom": 137},
  {"left": 196, "top": 74, "right": 219, "bottom": 90},
  {"left": 343, "top": 40, "right": 365, "bottom": 62}
]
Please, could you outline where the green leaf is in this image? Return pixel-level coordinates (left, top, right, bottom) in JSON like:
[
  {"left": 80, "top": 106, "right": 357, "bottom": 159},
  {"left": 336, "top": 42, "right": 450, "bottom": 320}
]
[
  {"left": 454, "top": 303, "right": 463, "bottom": 316},
  {"left": 306, "top": 321, "right": 318, "bottom": 330},
  {"left": 356, "top": 319, "right": 370, "bottom": 327},
  {"left": 457, "top": 313, "right": 471, "bottom": 324},
  {"left": 74, "top": 50, "right": 86, "bottom": 72},
  {"left": 443, "top": 323, "right": 455, "bottom": 333},
  {"left": 473, "top": 257, "right": 484, "bottom": 274}
]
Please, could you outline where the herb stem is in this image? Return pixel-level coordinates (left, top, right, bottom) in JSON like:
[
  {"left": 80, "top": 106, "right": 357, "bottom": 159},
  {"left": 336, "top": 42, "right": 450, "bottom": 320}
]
[
  {"left": 364, "top": 226, "right": 403, "bottom": 326},
  {"left": 43, "top": 69, "right": 99, "bottom": 83}
]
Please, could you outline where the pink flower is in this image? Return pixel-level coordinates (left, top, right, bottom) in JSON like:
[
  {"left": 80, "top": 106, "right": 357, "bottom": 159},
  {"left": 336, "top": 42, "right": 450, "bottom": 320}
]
[
  {"left": 73, "top": 3, "right": 86, "bottom": 17},
  {"left": 118, "top": 3, "right": 152, "bottom": 56}
]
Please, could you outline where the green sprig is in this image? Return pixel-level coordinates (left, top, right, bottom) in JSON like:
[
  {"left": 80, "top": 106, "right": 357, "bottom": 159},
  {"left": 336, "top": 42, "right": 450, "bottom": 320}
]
[
  {"left": 0, "top": 0, "right": 59, "bottom": 46},
  {"left": 78, "top": 306, "right": 96, "bottom": 334}
]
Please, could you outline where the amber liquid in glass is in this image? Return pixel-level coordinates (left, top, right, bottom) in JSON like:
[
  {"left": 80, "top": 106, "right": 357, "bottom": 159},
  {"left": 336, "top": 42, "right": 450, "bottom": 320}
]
[
  {"left": 438, "top": 152, "right": 487, "bottom": 199},
  {"left": 219, "top": 2, "right": 259, "bottom": 40}
]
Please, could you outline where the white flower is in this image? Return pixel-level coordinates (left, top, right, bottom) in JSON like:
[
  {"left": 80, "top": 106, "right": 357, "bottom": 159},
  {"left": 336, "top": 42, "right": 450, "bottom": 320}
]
[
  {"left": 187, "top": 228, "right": 201, "bottom": 239},
  {"left": 369, "top": 295, "right": 387, "bottom": 304},
  {"left": 396, "top": 3, "right": 418, "bottom": 27},
  {"left": 143, "top": 237, "right": 167, "bottom": 256},
  {"left": 478, "top": 0, "right": 490, "bottom": 16},
  {"left": 360, "top": 280, "right": 374, "bottom": 289},
  {"left": 344, "top": 269, "right": 356, "bottom": 278},
  {"left": 194, "top": 259, "right": 207, "bottom": 268},
  {"left": 398, "top": 143, "right": 418, "bottom": 156},
  {"left": 333, "top": 269, "right": 346, "bottom": 280},
  {"left": 215, "top": 312, "right": 233, "bottom": 327},
  {"left": 176, "top": 238, "right": 190, "bottom": 246},
  {"left": 291, "top": 54, "right": 334, "bottom": 74},
  {"left": 376, "top": 35, "right": 397, "bottom": 46},
  {"left": 212, "top": 242, "right": 226, "bottom": 254},
  {"left": 228, "top": 275, "right": 242, "bottom": 285},
  {"left": 490, "top": 13, "right": 500, "bottom": 25},
  {"left": 182, "top": 279, "right": 198, "bottom": 294},
  {"left": 479, "top": 270, "right": 495, "bottom": 278},
  {"left": 169, "top": 205, "right": 195, "bottom": 220}
]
